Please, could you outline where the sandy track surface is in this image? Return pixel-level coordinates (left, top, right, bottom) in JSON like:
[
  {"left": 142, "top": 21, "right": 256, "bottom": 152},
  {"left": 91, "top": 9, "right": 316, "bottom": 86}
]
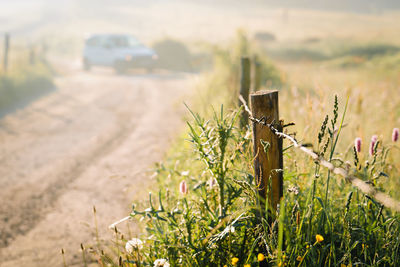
[{"left": 0, "top": 67, "right": 194, "bottom": 266}]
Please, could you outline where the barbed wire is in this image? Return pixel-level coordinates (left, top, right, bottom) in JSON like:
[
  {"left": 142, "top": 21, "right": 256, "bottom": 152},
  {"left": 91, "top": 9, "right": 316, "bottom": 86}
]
[{"left": 239, "top": 95, "right": 400, "bottom": 213}]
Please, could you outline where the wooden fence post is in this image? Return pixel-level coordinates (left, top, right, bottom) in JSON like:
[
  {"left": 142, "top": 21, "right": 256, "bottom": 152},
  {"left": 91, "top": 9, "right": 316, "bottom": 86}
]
[
  {"left": 239, "top": 57, "right": 251, "bottom": 128},
  {"left": 250, "top": 90, "right": 283, "bottom": 213},
  {"left": 3, "top": 33, "right": 9, "bottom": 73}
]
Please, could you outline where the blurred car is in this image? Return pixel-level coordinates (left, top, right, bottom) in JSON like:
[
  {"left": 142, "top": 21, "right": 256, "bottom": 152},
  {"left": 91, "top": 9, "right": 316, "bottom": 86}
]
[{"left": 83, "top": 34, "right": 158, "bottom": 73}]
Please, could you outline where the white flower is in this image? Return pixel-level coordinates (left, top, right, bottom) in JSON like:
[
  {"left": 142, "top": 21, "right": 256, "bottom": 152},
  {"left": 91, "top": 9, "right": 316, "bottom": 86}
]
[
  {"left": 125, "top": 238, "right": 143, "bottom": 253},
  {"left": 207, "top": 178, "right": 217, "bottom": 189},
  {"left": 154, "top": 258, "right": 170, "bottom": 267},
  {"left": 181, "top": 170, "right": 190, "bottom": 176}
]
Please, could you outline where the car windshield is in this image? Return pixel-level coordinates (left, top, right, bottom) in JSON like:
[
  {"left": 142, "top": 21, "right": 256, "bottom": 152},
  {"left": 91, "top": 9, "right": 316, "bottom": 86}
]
[
  {"left": 107, "top": 36, "right": 142, "bottom": 48},
  {"left": 127, "top": 36, "right": 142, "bottom": 47}
]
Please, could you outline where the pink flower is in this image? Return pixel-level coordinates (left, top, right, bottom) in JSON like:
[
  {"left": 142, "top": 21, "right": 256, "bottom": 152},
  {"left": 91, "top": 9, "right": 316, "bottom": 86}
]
[
  {"left": 354, "top": 137, "right": 362, "bottom": 153},
  {"left": 179, "top": 180, "right": 188, "bottom": 195},
  {"left": 392, "top": 128, "right": 399, "bottom": 142},
  {"left": 369, "top": 135, "right": 378, "bottom": 156}
]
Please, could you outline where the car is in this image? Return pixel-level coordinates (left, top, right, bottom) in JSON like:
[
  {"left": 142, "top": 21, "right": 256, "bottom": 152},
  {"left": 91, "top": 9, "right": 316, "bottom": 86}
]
[{"left": 83, "top": 34, "right": 158, "bottom": 73}]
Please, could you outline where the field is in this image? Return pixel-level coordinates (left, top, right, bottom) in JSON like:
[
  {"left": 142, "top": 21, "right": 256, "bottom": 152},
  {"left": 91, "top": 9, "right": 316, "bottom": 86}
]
[
  {"left": 1, "top": 1, "right": 400, "bottom": 266},
  {"left": 94, "top": 6, "right": 400, "bottom": 267}
]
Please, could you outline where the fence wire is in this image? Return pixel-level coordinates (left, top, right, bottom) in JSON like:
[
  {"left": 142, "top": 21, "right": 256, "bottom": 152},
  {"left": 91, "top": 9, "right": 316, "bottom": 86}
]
[{"left": 239, "top": 95, "right": 400, "bottom": 213}]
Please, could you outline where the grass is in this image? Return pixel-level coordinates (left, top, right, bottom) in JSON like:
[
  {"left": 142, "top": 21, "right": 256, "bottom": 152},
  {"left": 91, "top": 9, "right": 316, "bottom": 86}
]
[
  {"left": 0, "top": 49, "right": 54, "bottom": 116},
  {"left": 67, "top": 7, "right": 400, "bottom": 267},
  {"left": 83, "top": 26, "right": 400, "bottom": 266}
]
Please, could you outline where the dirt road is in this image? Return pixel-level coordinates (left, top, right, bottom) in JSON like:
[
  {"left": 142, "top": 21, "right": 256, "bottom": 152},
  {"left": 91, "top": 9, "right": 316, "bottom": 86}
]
[{"left": 0, "top": 67, "right": 194, "bottom": 266}]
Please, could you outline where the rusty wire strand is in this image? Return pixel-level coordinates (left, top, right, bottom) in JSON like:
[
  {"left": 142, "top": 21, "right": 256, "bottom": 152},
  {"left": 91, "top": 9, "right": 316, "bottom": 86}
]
[{"left": 239, "top": 95, "right": 400, "bottom": 212}]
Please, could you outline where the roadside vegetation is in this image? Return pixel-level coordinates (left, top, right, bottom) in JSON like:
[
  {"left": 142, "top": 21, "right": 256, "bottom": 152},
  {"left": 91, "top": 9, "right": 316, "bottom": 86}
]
[
  {"left": 81, "top": 28, "right": 400, "bottom": 266},
  {"left": 0, "top": 46, "right": 54, "bottom": 116}
]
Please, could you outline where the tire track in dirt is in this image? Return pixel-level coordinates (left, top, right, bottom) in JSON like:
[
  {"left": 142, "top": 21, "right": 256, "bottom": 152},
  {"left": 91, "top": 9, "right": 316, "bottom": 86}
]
[
  {"left": 0, "top": 71, "right": 193, "bottom": 265},
  {"left": 0, "top": 109, "right": 140, "bottom": 248},
  {"left": 0, "top": 70, "right": 194, "bottom": 267}
]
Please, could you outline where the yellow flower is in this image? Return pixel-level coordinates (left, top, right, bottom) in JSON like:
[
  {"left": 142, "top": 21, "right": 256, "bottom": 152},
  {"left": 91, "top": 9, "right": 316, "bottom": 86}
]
[
  {"left": 244, "top": 265, "right": 251, "bottom": 267},
  {"left": 231, "top": 257, "right": 239, "bottom": 265},
  {"left": 316, "top": 234, "right": 324, "bottom": 243},
  {"left": 257, "top": 253, "right": 265, "bottom": 262},
  {"left": 277, "top": 261, "right": 282, "bottom": 267},
  {"left": 296, "top": 256, "right": 302, "bottom": 261}
]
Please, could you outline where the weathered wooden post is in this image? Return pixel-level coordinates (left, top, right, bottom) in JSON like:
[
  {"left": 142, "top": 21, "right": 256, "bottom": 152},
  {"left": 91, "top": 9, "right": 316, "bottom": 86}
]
[
  {"left": 3, "top": 33, "right": 10, "bottom": 73},
  {"left": 239, "top": 57, "right": 251, "bottom": 128},
  {"left": 250, "top": 90, "right": 283, "bottom": 213}
]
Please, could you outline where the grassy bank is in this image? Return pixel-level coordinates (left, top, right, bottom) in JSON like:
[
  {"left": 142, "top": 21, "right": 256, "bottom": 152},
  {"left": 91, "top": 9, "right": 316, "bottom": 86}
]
[{"left": 0, "top": 60, "right": 54, "bottom": 117}]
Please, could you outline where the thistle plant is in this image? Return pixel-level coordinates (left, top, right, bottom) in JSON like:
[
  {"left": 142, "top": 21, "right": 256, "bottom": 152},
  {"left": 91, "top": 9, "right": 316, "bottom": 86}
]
[{"left": 117, "top": 106, "right": 262, "bottom": 266}]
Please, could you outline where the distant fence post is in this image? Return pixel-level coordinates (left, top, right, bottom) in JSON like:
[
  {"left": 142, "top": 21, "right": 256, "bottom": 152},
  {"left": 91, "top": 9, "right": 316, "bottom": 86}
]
[
  {"left": 239, "top": 57, "right": 251, "bottom": 128},
  {"left": 3, "top": 33, "right": 10, "bottom": 73},
  {"left": 253, "top": 58, "right": 261, "bottom": 92},
  {"left": 41, "top": 42, "right": 48, "bottom": 62},
  {"left": 250, "top": 90, "right": 283, "bottom": 213},
  {"left": 29, "top": 46, "right": 36, "bottom": 65}
]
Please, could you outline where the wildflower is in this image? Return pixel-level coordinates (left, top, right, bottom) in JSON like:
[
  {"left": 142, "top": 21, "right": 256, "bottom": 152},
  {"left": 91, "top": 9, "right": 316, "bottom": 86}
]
[
  {"left": 296, "top": 256, "right": 302, "bottom": 261},
  {"left": 226, "top": 225, "right": 235, "bottom": 233},
  {"left": 287, "top": 185, "right": 299, "bottom": 195},
  {"left": 179, "top": 180, "right": 188, "bottom": 195},
  {"left": 231, "top": 257, "right": 239, "bottom": 265},
  {"left": 207, "top": 177, "right": 217, "bottom": 189},
  {"left": 354, "top": 137, "right": 362, "bottom": 153},
  {"left": 392, "top": 128, "right": 399, "bottom": 142},
  {"left": 277, "top": 261, "right": 282, "bottom": 267},
  {"left": 315, "top": 234, "right": 324, "bottom": 243},
  {"left": 369, "top": 135, "right": 378, "bottom": 156},
  {"left": 257, "top": 253, "right": 265, "bottom": 262},
  {"left": 125, "top": 238, "right": 143, "bottom": 253},
  {"left": 154, "top": 258, "right": 170, "bottom": 267},
  {"left": 306, "top": 244, "right": 310, "bottom": 249},
  {"left": 244, "top": 265, "right": 251, "bottom": 267}
]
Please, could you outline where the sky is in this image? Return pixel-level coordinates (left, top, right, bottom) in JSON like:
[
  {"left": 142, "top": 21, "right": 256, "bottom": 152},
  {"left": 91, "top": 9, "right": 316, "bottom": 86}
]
[{"left": 1, "top": 0, "right": 399, "bottom": 51}]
